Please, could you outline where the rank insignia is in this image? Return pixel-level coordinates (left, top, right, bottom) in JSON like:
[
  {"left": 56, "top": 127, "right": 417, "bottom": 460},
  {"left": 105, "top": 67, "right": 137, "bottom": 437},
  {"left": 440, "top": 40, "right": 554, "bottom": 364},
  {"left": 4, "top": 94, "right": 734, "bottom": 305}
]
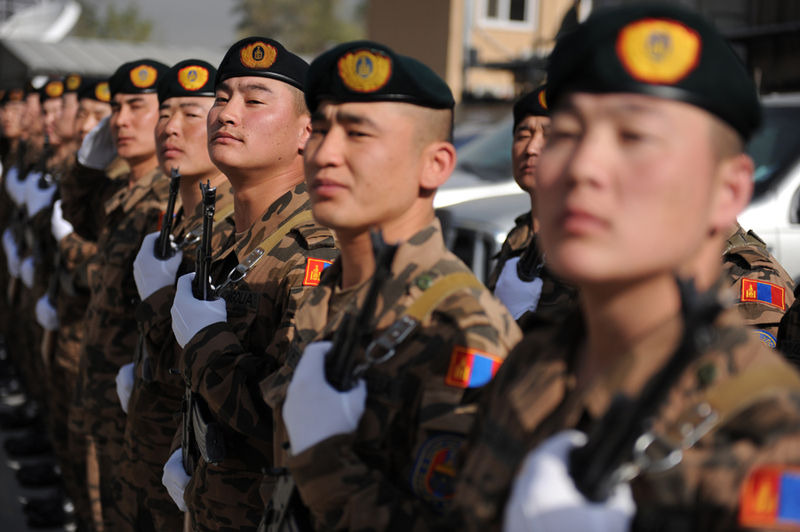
[
  {"left": 45, "top": 81, "right": 64, "bottom": 98},
  {"left": 66, "top": 74, "right": 81, "bottom": 91},
  {"left": 741, "top": 279, "right": 786, "bottom": 310},
  {"left": 337, "top": 49, "right": 392, "bottom": 93},
  {"left": 302, "top": 258, "right": 333, "bottom": 286},
  {"left": 739, "top": 466, "right": 800, "bottom": 528},
  {"left": 445, "top": 346, "right": 502, "bottom": 388},
  {"left": 616, "top": 18, "right": 701, "bottom": 84},
  {"left": 538, "top": 89, "right": 547, "bottom": 109},
  {"left": 130, "top": 64, "right": 158, "bottom": 88},
  {"left": 178, "top": 65, "right": 210, "bottom": 91},
  {"left": 95, "top": 82, "right": 110, "bottom": 102},
  {"left": 410, "top": 434, "right": 464, "bottom": 507},
  {"left": 240, "top": 41, "right": 277, "bottom": 69}
]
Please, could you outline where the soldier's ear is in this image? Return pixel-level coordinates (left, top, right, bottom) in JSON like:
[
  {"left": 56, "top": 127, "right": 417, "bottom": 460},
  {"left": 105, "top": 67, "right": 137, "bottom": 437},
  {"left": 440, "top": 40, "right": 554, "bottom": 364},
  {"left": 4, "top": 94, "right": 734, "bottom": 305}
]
[
  {"left": 709, "top": 152, "right": 753, "bottom": 234},
  {"left": 297, "top": 116, "right": 312, "bottom": 155},
  {"left": 419, "top": 141, "right": 456, "bottom": 191}
]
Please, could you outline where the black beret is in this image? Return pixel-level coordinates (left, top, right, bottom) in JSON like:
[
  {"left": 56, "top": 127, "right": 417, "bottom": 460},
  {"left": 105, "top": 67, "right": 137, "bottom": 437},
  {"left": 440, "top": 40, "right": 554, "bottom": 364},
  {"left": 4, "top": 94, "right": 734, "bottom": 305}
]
[
  {"left": 215, "top": 37, "right": 307, "bottom": 91},
  {"left": 39, "top": 78, "right": 65, "bottom": 101},
  {"left": 546, "top": 3, "right": 760, "bottom": 141},
  {"left": 77, "top": 78, "right": 111, "bottom": 103},
  {"left": 108, "top": 59, "right": 169, "bottom": 97},
  {"left": 64, "top": 73, "right": 83, "bottom": 93},
  {"left": 513, "top": 85, "right": 548, "bottom": 129},
  {"left": 305, "top": 40, "right": 455, "bottom": 112},
  {"left": 158, "top": 59, "right": 217, "bottom": 103},
  {"left": 1, "top": 88, "right": 25, "bottom": 105}
]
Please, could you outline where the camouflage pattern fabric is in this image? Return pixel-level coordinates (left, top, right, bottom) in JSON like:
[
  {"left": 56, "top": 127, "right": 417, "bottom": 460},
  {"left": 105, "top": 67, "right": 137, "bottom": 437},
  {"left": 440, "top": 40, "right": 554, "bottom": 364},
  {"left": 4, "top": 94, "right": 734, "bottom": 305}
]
[
  {"left": 180, "top": 182, "right": 338, "bottom": 532},
  {"left": 266, "top": 218, "right": 521, "bottom": 531},
  {"left": 453, "top": 300, "right": 800, "bottom": 531},
  {"left": 485, "top": 211, "right": 532, "bottom": 292}
]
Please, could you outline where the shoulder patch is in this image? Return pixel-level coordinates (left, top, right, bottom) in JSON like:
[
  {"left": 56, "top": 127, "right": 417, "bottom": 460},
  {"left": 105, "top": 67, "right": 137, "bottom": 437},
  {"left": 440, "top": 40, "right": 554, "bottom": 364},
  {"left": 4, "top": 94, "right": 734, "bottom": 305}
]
[
  {"left": 409, "top": 434, "right": 464, "bottom": 507},
  {"left": 739, "top": 465, "right": 800, "bottom": 528},
  {"left": 756, "top": 329, "right": 777, "bottom": 349},
  {"left": 741, "top": 279, "right": 786, "bottom": 310},
  {"left": 302, "top": 257, "right": 332, "bottom": 286},
  {"left": 444, "top": 346, "right": 502, "bottom": 388}
]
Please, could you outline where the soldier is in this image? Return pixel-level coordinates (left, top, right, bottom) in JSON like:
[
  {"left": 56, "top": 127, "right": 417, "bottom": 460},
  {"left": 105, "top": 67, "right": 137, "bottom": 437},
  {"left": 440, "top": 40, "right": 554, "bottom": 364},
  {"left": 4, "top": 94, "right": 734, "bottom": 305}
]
[
  {"left": 267, "top": 41, "right": 521, "bottom": 530},
  {"left": 162, "top": 38, "right": 338, "bottom": 531},
  {"left": 117, "top": 58, "right": 234, "bottom": 531},
  {"left": 488, "top": 85, "right": 577, "bottom": 330},
  {"left": 60, "top": 59, "right": 170, "bottom": 529},
  {"left": 452, "top": 5, "right": 800, "bottom": 531}
]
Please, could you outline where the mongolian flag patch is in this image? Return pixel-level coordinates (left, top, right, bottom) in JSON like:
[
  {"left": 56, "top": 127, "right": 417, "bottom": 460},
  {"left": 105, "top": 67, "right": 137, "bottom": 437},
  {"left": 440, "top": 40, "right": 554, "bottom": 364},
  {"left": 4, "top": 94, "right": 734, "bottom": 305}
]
[
  {"left": 741, "top": 279, "right": 786, "bottom": 310},
  {"left": 739, "top": 466, "right": 800, "bottom": 528},
  {"left": 444, "top": 346, "right": 502, "bottom": 389},
  {"left": 302, "top": 258, "right": 332, "bottom": 286}
]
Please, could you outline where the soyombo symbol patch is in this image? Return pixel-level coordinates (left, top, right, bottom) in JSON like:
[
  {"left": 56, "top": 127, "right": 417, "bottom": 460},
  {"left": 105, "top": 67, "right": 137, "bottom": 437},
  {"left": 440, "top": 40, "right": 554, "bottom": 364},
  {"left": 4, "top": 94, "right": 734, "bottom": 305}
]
[
  {"left": 445, "top": 346, "right": 502, "bottom": 388},
  {"left": 616, "top": 18, "right": 701, "bottom": 84},
  {"left": 741, "top": 279, "right": 786, "bottom": 310},
  {"left": 739, "top": 466, "right": 800, "bottom": 528},
  {"left": 240, "top": 41, "right": 277, "bottom": 69},
  {"left": 302, "top": 258, "right": 333, "bottom": 287},
  {"left": 337, "top": 49, "right": 392, "bottom": 93}
]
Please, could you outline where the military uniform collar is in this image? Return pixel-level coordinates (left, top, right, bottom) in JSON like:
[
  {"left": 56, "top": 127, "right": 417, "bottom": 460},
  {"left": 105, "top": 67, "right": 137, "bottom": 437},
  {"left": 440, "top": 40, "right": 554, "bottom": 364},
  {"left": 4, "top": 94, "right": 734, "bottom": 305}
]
[{"left": 103, "top": 166, "right": 166, "bottom": 216}]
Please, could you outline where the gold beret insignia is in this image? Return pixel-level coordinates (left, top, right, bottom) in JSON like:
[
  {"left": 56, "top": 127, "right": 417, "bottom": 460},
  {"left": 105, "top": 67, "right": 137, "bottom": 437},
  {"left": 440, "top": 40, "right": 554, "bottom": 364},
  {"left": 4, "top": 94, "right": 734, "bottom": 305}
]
[
  {"left": 538, "top": 90, "right": 547, "bottom": 109},
  {"left": 177, "top": 65, "right": 210, "bottom": 91},
  {"left": 616, "top": 18, "right": 701, "bottom": 85},
  {"left": 66, "top": 74, "right": 81, "bottom": 91},
  {"left": 45, "top": 81, "right": 64, "bottom": 98},
  {"left": 8, "top": 89, "right": 24, "bottom": 102},
  {"left": 130, "top": 64, "right": 158, "bottom": 88},
  {"left": 95, "top": 82, "right": 110, "bottom": 102},
  {"left": 240, "top": 41, "right": 277, "bottom": 69},
  {"left": 337, "top": 49, "right": 392, "bottom": 93}
]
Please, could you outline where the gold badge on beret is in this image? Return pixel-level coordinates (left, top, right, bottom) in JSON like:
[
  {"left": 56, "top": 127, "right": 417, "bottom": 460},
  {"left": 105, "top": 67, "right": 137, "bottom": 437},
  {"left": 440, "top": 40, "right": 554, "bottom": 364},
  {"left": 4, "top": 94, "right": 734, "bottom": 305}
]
[
  {"left": 8, "top": 89, "right": 24, "bottom": 101},
  {"left": 66, "top": 74, "right": 81, "bottom": 91},
  {"left": 130, "top": 64, "right": 158, "bottom": 88},
  {"left": 616, "top": 18, "right": 701, "bottom": 84},
  {"left": 45, "top": 81, "right": 64, "bottom": 98},
  {"left": 337, "top": 49, "right": 392, "bottom": 93},
  {"left": 538, "top": 90, "right": 547, "bottom": 109},
  {"left": 240, "top": 41, "right": 277, "bottom": 69},
  {"left": 95, "top": 82, "right": 110, "bottom": 102},
  {"left": 177, "top": 65, "right": 210, "bottom": 91}
]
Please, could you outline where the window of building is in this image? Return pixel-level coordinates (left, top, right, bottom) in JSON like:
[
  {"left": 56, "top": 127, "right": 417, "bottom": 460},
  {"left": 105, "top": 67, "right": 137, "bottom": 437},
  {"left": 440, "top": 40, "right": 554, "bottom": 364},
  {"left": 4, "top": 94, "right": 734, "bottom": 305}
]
[{"left": 480, "top": 0, "right": 537, "bottom": 28}]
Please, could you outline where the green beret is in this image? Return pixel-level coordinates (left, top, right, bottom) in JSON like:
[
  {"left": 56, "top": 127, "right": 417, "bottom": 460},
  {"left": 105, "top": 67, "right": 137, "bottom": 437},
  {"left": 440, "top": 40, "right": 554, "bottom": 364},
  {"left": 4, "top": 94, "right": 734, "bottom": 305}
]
[
  {"left": 215, "top": 37, "right": 308, "bottom": 91},
  {"left": 77, "top": 78, "right": 110, "bottom": 103},
  {"left": 513, "top": 85, "right": 549, "bottom": 129},
  {"left": 108, "top": 59, "right": 169, "bottom": 97},
  {"left": 305, "top": 40, "right": 454, "bottom": 112},
  {"left": 158, "top": 59, "right": 217, "bottom": 103},
  {"left": 39, "top": 78, "right": 64, "bottom": 101},
  {"left": 64, "top": 73, "right": 83, "bottom": 93},
  {"left": 546, "top": 4, "right": 760, "bottom": 140}
]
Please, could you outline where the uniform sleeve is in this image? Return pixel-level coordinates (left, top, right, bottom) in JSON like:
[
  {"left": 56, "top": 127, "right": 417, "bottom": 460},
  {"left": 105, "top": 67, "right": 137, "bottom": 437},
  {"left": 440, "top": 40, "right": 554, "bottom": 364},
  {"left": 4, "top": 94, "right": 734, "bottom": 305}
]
[{"left": 59, "top": 162, "right": 116, "bottom": 242}]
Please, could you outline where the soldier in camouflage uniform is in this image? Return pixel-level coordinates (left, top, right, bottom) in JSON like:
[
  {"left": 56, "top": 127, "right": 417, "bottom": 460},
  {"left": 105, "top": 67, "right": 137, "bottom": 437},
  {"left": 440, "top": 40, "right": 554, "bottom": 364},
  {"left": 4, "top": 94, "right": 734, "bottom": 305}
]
[
  {"left": 115, "top": 59, "right": 234, "bottom": 531},
  {"left": 487, "top": 86, "right": 577, "bottom": 330},
  {"left": 722, "top": 223, "right": 794, "bottom": 348},
  {"left": 267, "top": 41, "right": 521, "bottom": 530},
  {"left": 452, "top": 5, "right": 800, "bottom": 531},
  {"left": 60, "top": 59, "right": 170, "bottom": 529},
  {"left": 162, "top": 38, "right": 338, "bottom": 531}
]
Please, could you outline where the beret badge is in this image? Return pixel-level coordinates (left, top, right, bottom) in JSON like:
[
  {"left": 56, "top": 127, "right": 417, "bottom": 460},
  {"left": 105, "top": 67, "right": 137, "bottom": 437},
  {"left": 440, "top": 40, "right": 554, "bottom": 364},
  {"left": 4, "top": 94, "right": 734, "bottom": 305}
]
[
  {"left": 616, "top": 18, "right": 701, "bottom": 84},
  {"left": 537, "top": 90, "right": 547, "bottom": 109},
  {"left": 95, "top": 82, "right": 110, "bottom": 102},
  {"left": 178, "top": 65, "right": 210, "bottom": 91},
  {"left": 240, "top": 41, "right": 277, "bottom": 69},
  {"left": 130, "top": 64, "right": 158, "bottom": 88},
  {"left": 66, "top": 74, "right": 81, "bottom": 91},
  {"left": 45, "top": 81, "right": 64, "bottom": 98},
  {"left": 337, "top": 49, "right": 392, "bottom": 93}
]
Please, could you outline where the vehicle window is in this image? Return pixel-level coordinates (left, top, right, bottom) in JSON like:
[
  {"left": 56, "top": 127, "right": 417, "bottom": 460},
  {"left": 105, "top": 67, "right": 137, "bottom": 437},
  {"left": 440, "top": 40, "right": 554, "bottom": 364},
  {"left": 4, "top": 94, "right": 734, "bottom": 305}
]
[
  {"left": 456, "top": 116, "right": 513, "bottom": 181},
  {"left": 747, "top": 105, "right": 800, "bottom": 201}
]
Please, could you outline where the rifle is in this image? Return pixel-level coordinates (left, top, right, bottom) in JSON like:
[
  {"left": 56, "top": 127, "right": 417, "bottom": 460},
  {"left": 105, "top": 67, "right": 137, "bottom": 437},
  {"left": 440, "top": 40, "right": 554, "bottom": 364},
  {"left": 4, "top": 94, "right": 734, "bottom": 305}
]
[
  {"left": 569, "top": 277, "right": 723, "bottom": 502},
  {"left": 191, "top": 181, "right": 217, "bottom": 301},
  {"left": 154, "top": 168, "right": 181, "bottom": 260},
  {"left": 324, "top": 229, "right": 398, "bottom": 391}
]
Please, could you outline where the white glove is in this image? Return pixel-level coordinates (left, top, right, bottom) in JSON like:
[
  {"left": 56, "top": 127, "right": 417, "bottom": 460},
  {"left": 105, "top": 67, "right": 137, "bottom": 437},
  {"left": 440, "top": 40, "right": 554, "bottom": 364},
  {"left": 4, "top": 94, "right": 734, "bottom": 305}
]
[
  {"left": 20, "top": 256, "right": 35, "bottom": 289},
  {"left": 35, "top": 294, "right": 59, "bottom": 331},
  {"left": 503, "top": 431, "right": 635, "bottom": 532},
  {"left": 170, "top": 272, "right": 227, "bottom": 348},
  {"left": 162, "top": 449, "right": 190, "bottom": 512},
  {"left": 494, "top": 257, "right": 544, "bottom": 320},
  {"left": 133, "top": 232, "right": 183, "bottom": 300},
  {"left": 25, "top": 175, "right": 56, "bottom": 217},
  {"left": 283, "top": 341, "right": 367, "bottom": 455},
  {"left": 5, "top": 166, "right": 26, "bottom": 207},
  {"left": 50, "top": 200, "right": 74, "bottom": 242},
  {"left": 77, "top": 116, "right": 116, "bottom": 170},
  {"left": 2, "top": 229, "right": 20, "bottom": 278},
  {"left": 115, "top": 362, "right": 135, "bottom": 414}
]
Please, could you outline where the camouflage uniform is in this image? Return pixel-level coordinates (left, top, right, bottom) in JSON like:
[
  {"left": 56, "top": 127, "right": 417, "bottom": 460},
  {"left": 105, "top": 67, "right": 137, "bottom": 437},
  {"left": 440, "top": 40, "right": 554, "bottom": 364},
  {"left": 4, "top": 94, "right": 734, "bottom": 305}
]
[
  {"left": 722, "top": 224, "right": 795, "bottom": 348},
  {"left": 60, "top": 162, "right": 169, "bottom": 529},
  {"left": 453, "top": 300, "right": 800, "bottom": 531},
  {"left": 180, "top": 182, "right": 337, "bottom": 532},
  {"left": 118, "top": 186, "right": 235, "bottom": 531},
  {"left": 267, "top": 218, "right": 521, "bottom": 530},
  {"left": 777, "top": 292, "right": 800, "bottom": 369},
  {"left": 486, "top": 212, "right": 532, "bottom": 292}
]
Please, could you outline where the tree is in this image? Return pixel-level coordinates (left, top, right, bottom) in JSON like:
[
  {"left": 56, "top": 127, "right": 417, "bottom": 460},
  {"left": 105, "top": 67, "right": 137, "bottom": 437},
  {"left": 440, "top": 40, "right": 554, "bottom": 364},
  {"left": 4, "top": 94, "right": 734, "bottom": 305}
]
[
  {"left": 71, "top": 1, "right": 153, "bottom": 42},
  {"left": 233, "top": 0, "right": 365, "bottom": 55}
]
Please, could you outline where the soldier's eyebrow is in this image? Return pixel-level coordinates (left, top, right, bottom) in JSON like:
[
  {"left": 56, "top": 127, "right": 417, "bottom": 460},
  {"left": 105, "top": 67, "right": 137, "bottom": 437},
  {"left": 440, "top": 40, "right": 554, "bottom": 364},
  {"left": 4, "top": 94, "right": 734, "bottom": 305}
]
[
  {"left": 334, "top": 110, "right": 377, "bottom": 129},
  {"left": 240, "top": 83, "right": 273, "bottom": 94}
]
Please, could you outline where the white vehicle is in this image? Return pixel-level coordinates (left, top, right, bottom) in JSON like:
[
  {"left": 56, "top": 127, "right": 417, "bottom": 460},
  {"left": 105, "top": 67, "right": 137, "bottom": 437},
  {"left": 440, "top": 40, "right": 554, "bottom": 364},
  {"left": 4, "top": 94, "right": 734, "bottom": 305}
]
[{"left": 739, "top": 93, "right": 800, "bottom": 280}]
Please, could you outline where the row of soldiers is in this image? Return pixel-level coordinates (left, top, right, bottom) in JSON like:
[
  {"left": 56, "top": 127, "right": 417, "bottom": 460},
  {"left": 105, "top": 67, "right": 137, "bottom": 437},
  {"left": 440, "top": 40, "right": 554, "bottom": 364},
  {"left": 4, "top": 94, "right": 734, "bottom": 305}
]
[{"left": 1, "top": 3, "right": 800, "bottom": 531}]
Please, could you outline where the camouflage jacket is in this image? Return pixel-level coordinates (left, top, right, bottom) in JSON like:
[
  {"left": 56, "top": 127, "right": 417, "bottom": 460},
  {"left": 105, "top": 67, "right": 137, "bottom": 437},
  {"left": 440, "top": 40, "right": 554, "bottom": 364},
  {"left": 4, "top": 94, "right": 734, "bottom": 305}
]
[
  {"left": 722, "top": 224, "right": 795, "bottom": 347},
  {"left": 453, "top": 298, "right": 800, "bottom": 531},
  {"left": 778, "top": 290, "right": 800, "bottom": 369},
  {"left": 271, "top": 218, "right": 522, "bottom": 531},
  {"left": 486, "top": 211, "right": 532, "bottom": 292}
]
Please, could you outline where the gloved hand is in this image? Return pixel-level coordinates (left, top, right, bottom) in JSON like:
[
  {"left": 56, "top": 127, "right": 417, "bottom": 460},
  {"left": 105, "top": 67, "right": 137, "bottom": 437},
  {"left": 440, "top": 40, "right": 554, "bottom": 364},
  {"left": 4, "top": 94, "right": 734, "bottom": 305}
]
[
  {"left": 494, "top": 257, "right": 544, "bottom": 320},
  {"left": 503, "top": 431, "right": 635, "bottom": 532},
  {"left": 170, "top": 272, "right": 227, "bottom": 348},
  {"left": 20, "top": 256, "right": 35, "bottom": 289},
  {"left": 115, "top": 362, "right": 135, "bottom": 414},
  {"left": 283, "top": 341, "right": 367, "bottom": 455},
  {"left": 133, "top": 232, "right": 183, "bottom": 300},
  {"left": 5, "top": 166, "right": 26, "bottom": 207},
  {"left": 77, "top": 116, "right": 116, "bottom": 170},
  {"left": 25, "top": 176, "right": 56, "bottom": 217},
  {"left": 50, "top": 200, "right": 74, "bottom": 242},
  {"left": 2, "top": 229, "right": 20, "bottom": 278},
  {"left": 35, "top": 294, "right": 59, "bottom": 331},
  {"left": 162, "top": 448, "right": 190, "bottom": 512}
]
